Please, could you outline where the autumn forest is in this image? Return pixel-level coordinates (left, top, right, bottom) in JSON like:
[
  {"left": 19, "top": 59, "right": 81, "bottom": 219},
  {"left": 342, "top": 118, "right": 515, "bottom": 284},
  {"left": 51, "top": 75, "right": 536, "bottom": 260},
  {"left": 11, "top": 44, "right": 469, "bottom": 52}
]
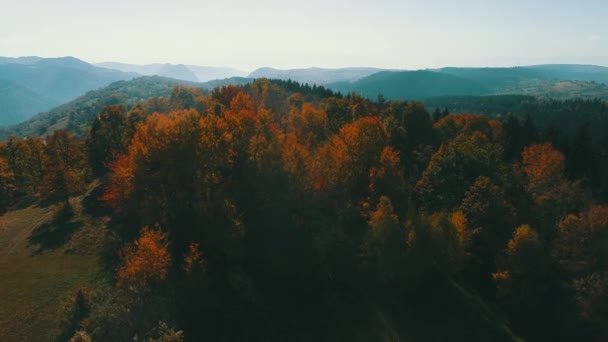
[{"left": 1, "top": 78, "right": 607, "bottom": 341}]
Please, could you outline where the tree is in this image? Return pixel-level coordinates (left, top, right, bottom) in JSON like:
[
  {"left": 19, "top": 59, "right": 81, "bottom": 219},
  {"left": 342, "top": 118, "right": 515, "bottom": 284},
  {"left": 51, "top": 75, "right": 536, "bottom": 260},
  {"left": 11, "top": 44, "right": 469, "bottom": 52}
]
[
  {"left": 501, "top": 115, "right": 523, "bottom": 161},
  {"left": 432, "top": 108, "right": 442, "bottom": 122},
  {"left": 69, "top": 330, "right": 92, "bottom": 342},
  {"left": 20, "top": 136, "right": 46, "bottom": 192},
  {"left": 428, "top": 211, "right": 469, "bottom": 274},
  {"left": 416, "top": 132, "right": 503, "bottom": 211},
  {"left": 0, "top": 156, "right": 15, "bottom": 210},
  {"left": 87, "top": 105, "right": 129, "bottom": 176},
  {"left": 283, "top": 102, "right": 329, "bottom": 149},
  {"left": 382, "top": 101, "right": 435, "bottom": 178},
  {"left": 433, "top": 114, "right": 502, "bottom": 144},
  {"left": 42, "top": 130, "right": 86, "bottom": 207},
  {"left": 368, "top": 147, "right": 407, "bottom": 212},
  {"left": 311, "top": 116, "right": 388, "bottom": 199},
  {"left": 322, "top": 97, "right": 350, "bottom": 132},
  {"left": 170, "top": 86, "right": 202, "bottom": 111},
  {"left": 522, "top": 143, "right": 586, "bottom": 232},
  {"left": 493, "top": 225, "right": 548, "bottom": 336},
  {"left": 521, "top": 114, "right": 538, "bottom": 145},
  {"left": 460, "top": 176, "right": 516, "bottom": 290},
  {"left": 139, "top": 321, "right": 184, "bottom": 342},
  {"left": 362, "top": 196, "right": 403, "bottom": 282},
  {"left": 573, "top": 273, "right": 608, "bottom": 337},
  {"left": 568, "top": 123, "right": 597, "bottom": 185},
  {"left": 552, "top": 205, "right": 608, "bottom": 278},
  {"left": 118, "top": 226, "right": 171, "bottom": 290}
]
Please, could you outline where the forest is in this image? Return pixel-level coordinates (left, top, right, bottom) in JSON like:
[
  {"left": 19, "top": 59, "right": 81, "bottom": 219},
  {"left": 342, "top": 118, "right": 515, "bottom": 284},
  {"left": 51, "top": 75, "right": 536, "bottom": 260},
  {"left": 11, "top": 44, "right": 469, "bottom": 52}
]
[{"left": 1, "top": 79, "right": 607, "bottom": 341}]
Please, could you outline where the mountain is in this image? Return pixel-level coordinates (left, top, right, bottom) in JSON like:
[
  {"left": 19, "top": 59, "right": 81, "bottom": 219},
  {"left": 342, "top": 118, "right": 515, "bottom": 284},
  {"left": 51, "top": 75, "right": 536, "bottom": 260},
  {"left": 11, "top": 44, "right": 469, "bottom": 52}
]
[
  {"left": 95, "top": 62, "right": 198, "bottom": 82},
  {"left": 95, "top": 62, "right": 247, "bottom": 82},
  {"left": 328, "top": 65, "right": 608, "bottom": 101},
  {"left": 0, "top": 80, "right": 56, "bottom": 125},
  {"left": 248, "top": 67, "right": 385, "bottom": 85},
  {"left": 186, "top": 65, "right": 248, "bottom": 82},
  {"left": 0, "top": 56, "right": 42, "bottom": 64},
  {"left": 0, "top": 57, "right": 138, "bottom": 124},
  {"left": 523, "top": 64, "right": 608, "bottom": 84},
  {"left": 328, "top": 70, "right": 491, "bottom": 99},
  {"left": 0, "top": 76, "right": 252, "bottom": 140},
  {"left": 435, "top": 67, "right": 545, "bottom": 92},
  {"left": 201, "top": 76, "right": 251, "bottom": 89}
]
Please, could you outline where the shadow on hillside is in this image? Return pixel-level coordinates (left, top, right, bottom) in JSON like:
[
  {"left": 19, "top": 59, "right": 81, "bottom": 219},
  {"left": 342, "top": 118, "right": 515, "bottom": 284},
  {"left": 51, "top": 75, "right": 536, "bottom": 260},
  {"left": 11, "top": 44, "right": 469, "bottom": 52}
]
[
  {"left": 29, "top": 207, "right": 84, "bottom": 254},
  {"left": 3, "top": 196, "right": 39, "bottom": 213},
  {"left": 82, "top": 184, "right": 112, "bottom": 217}
]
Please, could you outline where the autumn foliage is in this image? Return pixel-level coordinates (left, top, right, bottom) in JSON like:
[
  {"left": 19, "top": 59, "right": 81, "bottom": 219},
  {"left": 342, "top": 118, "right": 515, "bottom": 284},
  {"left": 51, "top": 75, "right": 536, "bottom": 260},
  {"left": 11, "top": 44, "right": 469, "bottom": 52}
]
[
  {"left": 3, "top": 79, "right": 608, "bottom": 341},
  {"left": 117, "top": 225, "right": 171, "bottom": 289}
]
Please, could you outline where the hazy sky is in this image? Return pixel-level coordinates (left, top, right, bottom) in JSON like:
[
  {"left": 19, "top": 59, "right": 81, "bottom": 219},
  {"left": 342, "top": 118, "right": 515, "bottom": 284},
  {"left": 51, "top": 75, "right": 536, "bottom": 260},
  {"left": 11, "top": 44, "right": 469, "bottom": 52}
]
[{"left": 1, "top": 0, "right": 606, "bottom": 71}]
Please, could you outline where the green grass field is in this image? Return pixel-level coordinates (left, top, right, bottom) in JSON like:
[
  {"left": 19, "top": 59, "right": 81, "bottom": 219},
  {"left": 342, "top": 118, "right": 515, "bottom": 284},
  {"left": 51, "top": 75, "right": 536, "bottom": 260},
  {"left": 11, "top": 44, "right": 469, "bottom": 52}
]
[{"left": 0, "top": 189, "right": 107, "bottom": 341}]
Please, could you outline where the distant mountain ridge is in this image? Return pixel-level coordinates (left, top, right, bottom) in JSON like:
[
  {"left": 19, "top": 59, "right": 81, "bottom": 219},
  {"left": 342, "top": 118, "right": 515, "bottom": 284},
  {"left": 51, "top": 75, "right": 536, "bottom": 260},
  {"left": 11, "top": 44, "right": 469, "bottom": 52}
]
[
  {"left": 0, "top": 56, "right": 137, "bottom": 124},
  {"left": 95, "top": 62, "right": 248, "bottom": 82},
  {"left": 248, "top": 67, "right": 385, "bottom": 85},
  {"left": 0, "top": 75, "right": 253, "bottom": 140},
  {"left": 0, "top": 80, "right": 56, "bottom": 125},
  {"left": 326, "top": 65, "right": 608, "bottom": 101},
  {"left": 3, "top": 55, "right": 608, "bottom": 127},
  {"left": 0, "top": 56, "right": 42, "bottom": 64},
  {"left": 328, "top": 70, "right": 489, "bottom": 99}
]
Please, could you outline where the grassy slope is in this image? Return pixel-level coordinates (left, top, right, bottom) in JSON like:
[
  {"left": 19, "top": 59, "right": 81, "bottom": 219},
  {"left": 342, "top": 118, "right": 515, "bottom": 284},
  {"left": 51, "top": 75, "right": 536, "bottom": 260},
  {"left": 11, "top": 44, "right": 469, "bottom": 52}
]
[{"left": 0, "top": 186, "right": 107, "bottom": 341}]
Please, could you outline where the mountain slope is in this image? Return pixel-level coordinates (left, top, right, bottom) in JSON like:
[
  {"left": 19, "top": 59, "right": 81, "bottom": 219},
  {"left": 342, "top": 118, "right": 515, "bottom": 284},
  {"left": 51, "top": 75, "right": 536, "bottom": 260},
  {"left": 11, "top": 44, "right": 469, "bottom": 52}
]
[
  {"left": 0, "top": 185, "right": 105, "bottom": 341},
  {"left": 0, "top": 76, "right": 252, "bottom": 139},
  {"left": 328, "top": 65, "right": 608, "bottom": 101},
  {"left": 328, "top": 70, "right": 490, "bottom": 99},
  {"left": 524, "top": 64, "right": 608, "bottom": 84},
  {"left": 248, "top": 67, "right": 385, "bottom": 85},
  {"left": 0, "top": 80, "right": 57, "bottom": 125},
  {"left": 436, "top": 67, "right": 546, "bottom": 92},
  {"left": 0, "top": 57, "right": 137, "bottom": 104},
  {"left": 0, "top": 57, "right": 138, "bottom": 124}
]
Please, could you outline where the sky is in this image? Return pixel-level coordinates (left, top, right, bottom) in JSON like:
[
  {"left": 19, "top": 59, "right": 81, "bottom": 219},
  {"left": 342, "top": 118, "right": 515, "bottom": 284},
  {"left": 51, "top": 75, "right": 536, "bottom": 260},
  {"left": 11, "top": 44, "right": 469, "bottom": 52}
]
[{"left": 1, "top": 0, "right": 607, "bottom": 71}]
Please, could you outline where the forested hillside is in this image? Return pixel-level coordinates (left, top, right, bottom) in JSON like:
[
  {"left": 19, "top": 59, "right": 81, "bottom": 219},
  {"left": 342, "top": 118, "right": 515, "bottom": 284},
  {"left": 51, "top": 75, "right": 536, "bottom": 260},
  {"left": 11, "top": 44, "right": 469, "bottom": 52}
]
[
  {"left": 0, "top": 57, "right": 136, "bottom": 124},
  {"left": 327, "top": 65, "right": 608, "bottom": 101},
  {"left": 1, "top": 79, "right": 607, "bottom": 341},
  {"left": 0, "top": 76, "right": 251, "bottom": 140},
  {"left": 423, "top": 95, "right": 608, "bottom": 141},
  {"left": 0, "top": 80, "right": 55, "bottom": 125}
]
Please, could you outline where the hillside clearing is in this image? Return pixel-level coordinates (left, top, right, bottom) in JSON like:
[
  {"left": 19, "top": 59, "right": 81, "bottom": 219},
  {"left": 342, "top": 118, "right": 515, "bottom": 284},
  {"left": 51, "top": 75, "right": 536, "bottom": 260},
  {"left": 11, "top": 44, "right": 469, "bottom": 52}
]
[{"left": 0, "top": 187, "right": 107, "bottom": 341}]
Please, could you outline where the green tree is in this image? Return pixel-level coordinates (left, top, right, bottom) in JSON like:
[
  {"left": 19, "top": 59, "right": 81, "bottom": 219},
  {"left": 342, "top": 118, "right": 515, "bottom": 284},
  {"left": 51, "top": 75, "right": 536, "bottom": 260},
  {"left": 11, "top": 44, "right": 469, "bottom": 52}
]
[
  {"left": 493, "top": 225, "right": 548, "bottom": 336},
  {"left": 416, "top": 132, "right": 503, "bottom": 211},
  {"left": 362, "top": 196, "right": 403, "bottom": 282},
  {"left": 43, "top": 130, "right": 87, "bottom": 207},
  {"left": 87, "top": 105, "right": 129, "bottom": 176}
]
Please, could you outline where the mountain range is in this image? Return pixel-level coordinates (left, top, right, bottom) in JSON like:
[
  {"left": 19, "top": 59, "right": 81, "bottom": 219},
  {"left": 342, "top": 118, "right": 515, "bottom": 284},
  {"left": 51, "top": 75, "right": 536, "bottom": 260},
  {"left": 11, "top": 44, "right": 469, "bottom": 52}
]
[
  {"left": 2, "top": 55, "right": 608, "bottom": 130},
  {"left": 327, "top": 65, "right": 608, "bottom": 100},
  {"left": 94, "top": 62, "right": 248, "bottom": 82},
  {"left": 0, "top": 75, "right": 251, "bottom": 140},
  {"left": 0, "top": 57, "right": 250, "bottom": 125},
  {"left": 0, "top": 57, "right": 137, "bottom": 125},
  {"left": 247, "top": 67, "right": 385, "bottom": 85}
]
